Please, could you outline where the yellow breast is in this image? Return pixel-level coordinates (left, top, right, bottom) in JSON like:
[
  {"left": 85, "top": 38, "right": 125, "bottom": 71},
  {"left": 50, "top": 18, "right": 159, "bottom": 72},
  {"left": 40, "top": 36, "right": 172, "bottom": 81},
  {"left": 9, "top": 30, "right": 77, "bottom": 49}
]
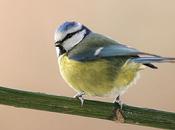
[{"left": 58, "top": 54, "right": 141, "bottom": 97}]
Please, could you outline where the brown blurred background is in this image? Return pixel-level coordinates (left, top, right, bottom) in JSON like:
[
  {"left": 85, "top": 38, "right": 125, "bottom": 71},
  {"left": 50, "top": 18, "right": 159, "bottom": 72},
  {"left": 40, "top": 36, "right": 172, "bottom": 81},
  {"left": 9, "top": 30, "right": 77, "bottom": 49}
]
[{"left": 0, "top": 0, "right": 174, "bottom": 130}]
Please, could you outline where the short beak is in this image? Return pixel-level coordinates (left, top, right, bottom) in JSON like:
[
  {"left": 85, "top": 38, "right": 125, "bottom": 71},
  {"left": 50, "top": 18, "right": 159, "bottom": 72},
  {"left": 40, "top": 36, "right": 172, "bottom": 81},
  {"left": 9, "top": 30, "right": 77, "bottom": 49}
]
[
  {"left": 55, "top": 41, "right": 60, "bottom": 47},
  {"left": 54, "top": 42, "right": 66, "bottom": 56}
]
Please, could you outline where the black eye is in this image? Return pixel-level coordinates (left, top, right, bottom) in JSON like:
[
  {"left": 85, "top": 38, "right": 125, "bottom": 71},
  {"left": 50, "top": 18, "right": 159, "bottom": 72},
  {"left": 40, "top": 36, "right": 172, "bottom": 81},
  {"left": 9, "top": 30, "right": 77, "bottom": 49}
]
[{"left": 65, "top": 32, "right": 75, "bottom": 39}]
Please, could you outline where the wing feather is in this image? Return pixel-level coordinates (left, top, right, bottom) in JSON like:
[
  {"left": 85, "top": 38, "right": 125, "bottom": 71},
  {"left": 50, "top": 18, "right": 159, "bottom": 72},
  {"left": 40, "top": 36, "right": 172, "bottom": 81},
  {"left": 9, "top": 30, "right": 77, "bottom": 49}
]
[{"left": 68, "top": 33, "right": 159, "bottom": 61}]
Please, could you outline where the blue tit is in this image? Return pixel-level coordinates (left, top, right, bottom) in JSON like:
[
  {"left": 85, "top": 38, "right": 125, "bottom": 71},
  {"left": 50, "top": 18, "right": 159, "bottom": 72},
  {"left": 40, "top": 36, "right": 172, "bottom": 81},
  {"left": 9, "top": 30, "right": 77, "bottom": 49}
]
[{"left": 54, "top": 21, "right": 175, "bottom": 106}]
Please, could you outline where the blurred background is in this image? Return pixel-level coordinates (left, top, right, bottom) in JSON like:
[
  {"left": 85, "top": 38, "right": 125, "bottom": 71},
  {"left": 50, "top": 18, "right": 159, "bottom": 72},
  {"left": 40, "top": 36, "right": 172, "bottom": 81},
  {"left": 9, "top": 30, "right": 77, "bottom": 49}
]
[{"left": 0, "top": 0, "right": 175, "bottom": 130}]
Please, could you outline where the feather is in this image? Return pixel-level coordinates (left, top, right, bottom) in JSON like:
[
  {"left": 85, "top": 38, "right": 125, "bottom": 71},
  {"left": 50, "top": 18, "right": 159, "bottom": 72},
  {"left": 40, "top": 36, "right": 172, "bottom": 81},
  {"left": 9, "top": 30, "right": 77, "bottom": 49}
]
[
  {"left": 131, "top": 57, "right": 175, "bottom": 64},
  {"left": 68, "top": 33, "right": 175, "bottom": 67},
  {"left": 68, "top": 33, "right": 159, "bottom": 61},
  {"left": 143, "top": 63, "right": 158, "bottom": 69}
]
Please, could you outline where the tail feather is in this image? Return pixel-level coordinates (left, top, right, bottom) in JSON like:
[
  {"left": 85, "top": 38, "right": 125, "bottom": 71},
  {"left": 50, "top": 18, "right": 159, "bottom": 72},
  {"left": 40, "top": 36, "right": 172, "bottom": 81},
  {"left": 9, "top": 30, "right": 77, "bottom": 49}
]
[
  {"left": 143, "top": 63, "right": 158, "bottom": 69},
  {"left": 131, "top": 57, "right": 175, "bottom": 64}
]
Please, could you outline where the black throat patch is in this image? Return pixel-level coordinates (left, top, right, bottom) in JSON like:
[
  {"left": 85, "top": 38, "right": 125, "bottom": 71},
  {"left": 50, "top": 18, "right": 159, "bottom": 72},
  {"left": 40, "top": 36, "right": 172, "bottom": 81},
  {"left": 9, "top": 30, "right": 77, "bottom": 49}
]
[{"left": 55, "top": 44, "right": 66, "bottom": 56}]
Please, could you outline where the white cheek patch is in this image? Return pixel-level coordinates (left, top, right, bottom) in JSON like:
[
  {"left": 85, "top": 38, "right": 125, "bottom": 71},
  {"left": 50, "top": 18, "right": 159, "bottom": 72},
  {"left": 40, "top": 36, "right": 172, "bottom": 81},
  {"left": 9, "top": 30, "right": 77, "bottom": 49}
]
[
  {"left": 94, "top": 47, "right": 104, "bottom": 56},
  {"left": 62, "top": 29, "right": 86, "bottom": 51}
]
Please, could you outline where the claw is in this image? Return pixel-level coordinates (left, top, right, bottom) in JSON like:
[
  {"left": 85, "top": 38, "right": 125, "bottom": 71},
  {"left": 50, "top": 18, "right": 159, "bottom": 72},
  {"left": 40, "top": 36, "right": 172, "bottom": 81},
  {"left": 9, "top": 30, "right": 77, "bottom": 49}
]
[
  {"left": 78, "top": 96, "right": 84, "bottom": 107},
  {"left": 74, "top": 92, "right": 85, "bottom": 107}
]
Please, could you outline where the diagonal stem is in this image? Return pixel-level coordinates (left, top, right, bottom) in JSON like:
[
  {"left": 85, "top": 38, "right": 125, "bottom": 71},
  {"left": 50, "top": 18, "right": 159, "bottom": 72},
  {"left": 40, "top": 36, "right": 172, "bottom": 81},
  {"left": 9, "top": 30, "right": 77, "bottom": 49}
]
[{"left": 0, "top": 86, "right": 174, "bottom": 129}]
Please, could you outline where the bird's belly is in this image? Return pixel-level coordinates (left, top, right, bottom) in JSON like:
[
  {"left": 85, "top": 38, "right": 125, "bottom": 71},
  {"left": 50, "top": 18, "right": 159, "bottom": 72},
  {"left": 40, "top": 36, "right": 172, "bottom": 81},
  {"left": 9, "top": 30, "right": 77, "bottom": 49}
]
[{"left": 58, "top": 54, "right": 141, "bottom": 97}]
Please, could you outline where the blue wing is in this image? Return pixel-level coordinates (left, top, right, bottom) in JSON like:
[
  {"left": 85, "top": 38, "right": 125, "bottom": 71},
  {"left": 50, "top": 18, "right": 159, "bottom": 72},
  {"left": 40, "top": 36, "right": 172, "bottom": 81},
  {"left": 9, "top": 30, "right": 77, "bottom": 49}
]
[
  {"left": 68, "top": 33, "right": 175, "bottom": 65},
  {"left": 68, "top": 44, "right": 159, "bottom": 61},
  {"left": 68, "top": 33, "right": 159, "bottom": 61}
]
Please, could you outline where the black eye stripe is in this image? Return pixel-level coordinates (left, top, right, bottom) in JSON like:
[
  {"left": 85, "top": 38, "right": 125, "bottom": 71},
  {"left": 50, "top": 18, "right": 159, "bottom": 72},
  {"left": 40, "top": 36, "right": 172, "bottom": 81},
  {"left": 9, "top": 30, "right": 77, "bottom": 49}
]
[
  {"left": 63, "top": 31, "right": 77, "bottom": 41},
  {"left": 58, "top": 26, "right": 86, "bottom": 44}
]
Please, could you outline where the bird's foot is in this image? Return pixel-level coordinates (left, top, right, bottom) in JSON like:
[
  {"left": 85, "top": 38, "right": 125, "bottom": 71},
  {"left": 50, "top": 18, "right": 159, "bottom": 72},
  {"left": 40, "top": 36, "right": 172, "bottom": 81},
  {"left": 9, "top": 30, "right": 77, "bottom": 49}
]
[
  {"left": 113, "top": 96, "right": 125, "bottom": 123},
  {"left": 74, "top": 92, "right": 85, "bottom": 107}
]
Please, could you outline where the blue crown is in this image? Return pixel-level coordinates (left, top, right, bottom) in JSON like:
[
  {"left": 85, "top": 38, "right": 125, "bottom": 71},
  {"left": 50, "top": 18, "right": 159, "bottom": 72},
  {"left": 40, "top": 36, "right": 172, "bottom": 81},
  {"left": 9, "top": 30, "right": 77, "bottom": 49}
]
[{"left": 58, "top": 21, "right": 77, "bottom": 32}]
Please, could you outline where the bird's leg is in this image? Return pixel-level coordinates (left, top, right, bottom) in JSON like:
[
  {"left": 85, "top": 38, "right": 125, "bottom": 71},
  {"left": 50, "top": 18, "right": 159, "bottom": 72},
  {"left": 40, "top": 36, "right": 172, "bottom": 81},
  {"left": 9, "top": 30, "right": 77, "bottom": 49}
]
[
  {"left": 74, "top": 92, "right": 85, "bottom": 107},
  {"left": 113, "top": 95, "right": 123, "bottom": 109},
  {"left": 113, "top": 95, "right": 125, "bottom": 123}
]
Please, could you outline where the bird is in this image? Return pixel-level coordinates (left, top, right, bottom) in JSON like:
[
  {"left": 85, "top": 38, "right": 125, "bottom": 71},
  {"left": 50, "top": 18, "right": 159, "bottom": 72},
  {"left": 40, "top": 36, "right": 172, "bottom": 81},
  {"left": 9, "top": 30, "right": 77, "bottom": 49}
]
[{"left": 54, "top": 21, "right": 175, "bottom": 107}]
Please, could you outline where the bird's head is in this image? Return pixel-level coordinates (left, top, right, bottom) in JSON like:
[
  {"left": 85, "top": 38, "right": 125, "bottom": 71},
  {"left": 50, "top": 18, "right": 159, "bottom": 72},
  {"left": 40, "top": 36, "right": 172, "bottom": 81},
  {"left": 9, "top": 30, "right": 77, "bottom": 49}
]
[{"left": 54, "top": 21, "right": 91, "bottom": 56}]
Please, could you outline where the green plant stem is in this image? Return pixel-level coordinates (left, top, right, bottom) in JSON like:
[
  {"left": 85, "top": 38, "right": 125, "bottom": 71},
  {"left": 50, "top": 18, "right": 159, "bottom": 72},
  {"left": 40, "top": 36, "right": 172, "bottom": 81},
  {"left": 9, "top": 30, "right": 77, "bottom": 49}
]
[{"left": 0, "top": 86, "right": 174, "bottom": 129}]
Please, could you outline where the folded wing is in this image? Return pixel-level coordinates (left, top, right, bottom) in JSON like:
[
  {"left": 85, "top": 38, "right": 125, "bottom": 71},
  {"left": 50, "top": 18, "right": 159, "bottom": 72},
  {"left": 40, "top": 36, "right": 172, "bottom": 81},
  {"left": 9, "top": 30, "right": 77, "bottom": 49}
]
[{"left": 68, "top": 33, "right": 175, "bottom": 66}]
